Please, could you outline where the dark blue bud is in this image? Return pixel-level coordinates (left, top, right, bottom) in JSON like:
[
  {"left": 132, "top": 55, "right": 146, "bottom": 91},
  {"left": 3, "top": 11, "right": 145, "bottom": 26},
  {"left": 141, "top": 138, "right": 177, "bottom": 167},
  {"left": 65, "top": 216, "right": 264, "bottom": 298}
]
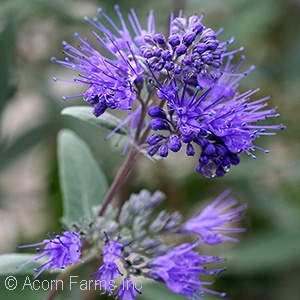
[
  {"left": 183, "top": 31, "right": 196, "bottom": 46},
  {"left": 191, "top": 22, "right": 203, "bottom": 34},
  {"left": 153, "top": 33, "right": 166, "bottom": 45},
  {"left": 195, "top": 136, "right": 209, "bottom": 147},
  {"left": 154, "top": 62, "right": 165, "bottom": 71},
  {"left": 207, "top": 40, "right": 219, "bottom": 50},
  {"left": 153, "top": 48, "right": 162, "bottom": 58},
  {"left": 203, "top": 143, "right": 216, "bottom": 155},
  {"left": 230, "top": 154, "right": 240, "bottom": 165},
  {"left": 221, "top": 155, "right": 231, "bottom": 167},
  {"left": 182, "top": 56, "right": 192, "bottom": 65},
  {"left": 186, "top": 143, "right": 195, "bottom": 156},
  {"left": 202, "top": 53, "right": 213, "bottom": 63},
  {"left": 148, "top": 106, "right": 167, "bottom": 118},
  {"left": 165, "top": 62, "right": 175, "bottom": 71},
  {"left": 216, "top": 167, "right": 226, "bottom": 177},
  {"left": 158, "top": 144, "right": 169, "bottom": 157},
  {"left": 147, "top": 134, "right": 165, "bottom": 145},
  {"left": 182, "top": 134, "right": 193, "bottom": 143},
  {"left": 93, "top": 102, "right": 107, "bottom": 117},
  {"left": 176, "top": 44, "right": 188, "bottom": 56},
  {"left": 168, "top": 35, "right": 181, "bottom": 47},
  {"left": 150, "top": 118, "right": 170, "bottom": 131},
  {"left": 173, "top": 66, "right": 181, "bottom": 74},
  {"left": 162, "top": 50, "right": 172, "bottom": 61},
  {"left": 144, "top": 35, "right": 155, "bottom": 46},
  {"left": 195, "top": 43, "right": 208, "bottom": 53},
  {"left": 168, "top": 135, "right": 182, "bottom": 152},
  {"left": 201, "top": 28, "right": 216, "bottom": 41},
  {"left": 147, "top": 145, "right": 159, "bottom": 156},
  {"left": 199, "top": 154, "right": 209, "bottom": 165},
  {"left": 141, "top": 47, "right": 153, "bottom": 59}
]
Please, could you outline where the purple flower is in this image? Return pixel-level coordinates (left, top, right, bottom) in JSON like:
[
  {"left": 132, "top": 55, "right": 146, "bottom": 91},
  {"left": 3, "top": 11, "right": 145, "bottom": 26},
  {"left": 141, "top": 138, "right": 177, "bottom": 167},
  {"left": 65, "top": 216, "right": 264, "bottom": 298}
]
[
  {"left": 102, "top": 238, "right": 124, "bottom": 264},
  {"left": 141, "top": 12, "right": 237, "bottom": 84},
  {"left": 17, "top": 230, "right": 82, "bottom": 278},
  {"left": 52, "top": 5, "right": 154, "bottom": 116},
  {"left": 146, "top": 241, "right": 226, "bottom": 299},
  {"left": 91, "top": 233, "right": 125, "bottom": 295},
  {"left": 116, "top": 278, "right": 141, "bottom": 300},
  {"left": 91, "top": 262, "right": 122, "bottom": 295},
  {"left": 147, "top": 55, "right": 285, "bottom": 178},
  {"left": 181, "top": 190, "right": 247, "bottom": 244}
]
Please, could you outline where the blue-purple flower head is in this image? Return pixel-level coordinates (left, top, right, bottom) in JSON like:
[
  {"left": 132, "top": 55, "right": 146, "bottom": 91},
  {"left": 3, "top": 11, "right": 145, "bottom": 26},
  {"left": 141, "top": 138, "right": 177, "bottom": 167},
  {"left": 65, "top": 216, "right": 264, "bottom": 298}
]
[
  {"left": 147, "top": 54, "right": 285, "bottom": 178},
  {"left": 141, "top": 12, "right": 235, "bottom": 84},
  {"left": 181, "top": 190, "right": 247, "bottom": 244},
  {"left": 52, "top": 5, "right": 155, "bottom": 117},
  {"left": 146, "top": 241, "right": 226, "bottom": 299},
  {"left": 17, "top": 230, "right": 82, "bottom": 278}
]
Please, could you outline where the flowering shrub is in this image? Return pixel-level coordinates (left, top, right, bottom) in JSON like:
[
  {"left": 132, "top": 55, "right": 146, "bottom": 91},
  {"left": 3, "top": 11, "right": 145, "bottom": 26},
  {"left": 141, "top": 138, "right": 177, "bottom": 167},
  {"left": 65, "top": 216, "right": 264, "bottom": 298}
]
[{"left": 15, "top": 5, "right": 284, "bottom": 300}]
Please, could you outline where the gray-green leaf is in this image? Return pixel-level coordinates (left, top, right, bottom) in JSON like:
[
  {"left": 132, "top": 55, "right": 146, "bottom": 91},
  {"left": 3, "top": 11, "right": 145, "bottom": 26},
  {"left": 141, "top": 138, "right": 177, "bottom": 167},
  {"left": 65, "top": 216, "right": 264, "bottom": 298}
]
[
  {"left": 57, "top": 129, "right": 108, "bottom": 225},
  {"left": 0, "top": 254, "right": 50, "bottom": 276},
  {"left": 61, "top": 106, "right": 127, "bottom": 135}
]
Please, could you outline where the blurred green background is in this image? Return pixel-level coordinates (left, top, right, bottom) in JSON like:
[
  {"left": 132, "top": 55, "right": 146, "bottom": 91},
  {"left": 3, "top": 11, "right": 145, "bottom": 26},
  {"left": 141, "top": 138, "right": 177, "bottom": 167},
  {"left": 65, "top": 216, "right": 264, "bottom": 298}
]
[{"left": 0, "top": 0, "right": 299, "bottom": 299}]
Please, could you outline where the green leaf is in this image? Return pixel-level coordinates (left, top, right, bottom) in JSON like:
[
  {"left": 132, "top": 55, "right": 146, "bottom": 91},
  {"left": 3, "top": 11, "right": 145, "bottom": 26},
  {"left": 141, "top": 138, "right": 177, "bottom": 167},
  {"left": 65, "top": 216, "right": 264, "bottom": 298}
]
[
  {"left": 0, "top": 254, "right": 51, "bottom": 276},
  {"left": 61, "top": 106, "right": 127, "bottom": 135},
  {"left": 57, "top": 129, "right": 109, "bottom": 225}
]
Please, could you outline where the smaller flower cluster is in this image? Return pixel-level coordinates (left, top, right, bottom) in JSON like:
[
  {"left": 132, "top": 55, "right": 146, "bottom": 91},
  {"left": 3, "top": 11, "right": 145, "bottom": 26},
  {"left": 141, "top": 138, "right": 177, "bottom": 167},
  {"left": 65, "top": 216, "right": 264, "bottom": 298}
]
[
  {"left": 17, "top": 231, "right": 82, "bottom": 279},
  {"left": 181, "top": 189, "right": 247, "bottom": 244},
  {"left": 18, "top": 190, "right": 246, "bottom": 300},
  {"left": 146, "top": 241, "right": 226, "bottom": 299},
  {"left": 52, "top": 5, "right": 154, "bottom": 117},
  {"left": 91, "top": 233, "right": 136, "bottom": 297}
]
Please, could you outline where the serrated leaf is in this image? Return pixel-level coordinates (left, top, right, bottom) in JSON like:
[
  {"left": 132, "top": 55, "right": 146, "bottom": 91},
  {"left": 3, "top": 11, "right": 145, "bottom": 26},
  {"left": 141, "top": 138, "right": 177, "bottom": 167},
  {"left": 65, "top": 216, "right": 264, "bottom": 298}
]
[
  {"left": 57, "top": 129, "right": 108, "bottom": 225},
  {"left": 61, "top": 106, "right": 127, "bottom": 135}
]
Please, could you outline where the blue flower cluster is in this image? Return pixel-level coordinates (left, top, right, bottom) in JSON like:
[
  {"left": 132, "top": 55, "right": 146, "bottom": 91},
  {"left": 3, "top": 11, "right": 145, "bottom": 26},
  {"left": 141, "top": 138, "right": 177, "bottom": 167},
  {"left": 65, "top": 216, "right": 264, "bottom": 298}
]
[
  {"left": 18, "top": 190, "right": 246, "bottom": 300},
  {"left": 17, "top": 231, "right": 82, "bottom": 279},
  {"left": 52, "top": 6, "right": 284, "bottom": 178}
]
